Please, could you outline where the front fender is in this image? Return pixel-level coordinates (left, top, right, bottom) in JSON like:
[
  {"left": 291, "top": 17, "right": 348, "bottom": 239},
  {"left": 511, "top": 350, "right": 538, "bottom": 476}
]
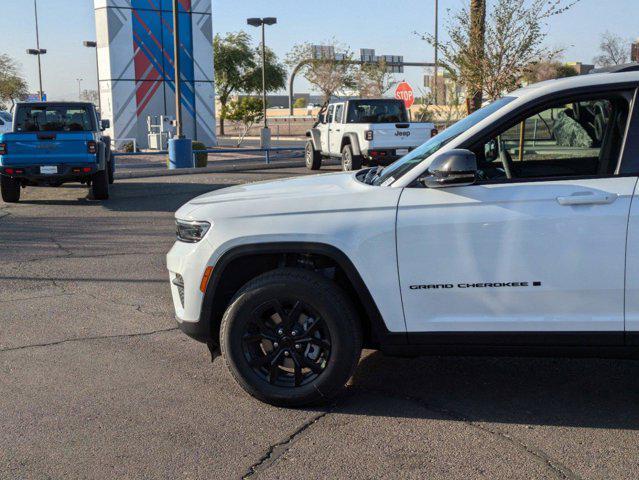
[
  {"left": 307, "top": 128, "right": 322, "bottom": 151},
  {"left": 342, "top": 133, "right": 362, "bottom": 156}
]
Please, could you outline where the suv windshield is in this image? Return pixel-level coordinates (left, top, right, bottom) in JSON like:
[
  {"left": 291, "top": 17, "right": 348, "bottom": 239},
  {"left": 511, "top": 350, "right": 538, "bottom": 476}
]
[
  {"left": 0, "top": 111, "right": 12, "bottom": 122},
  {"left": 374, "top": 96, "right": 516, "bottom": 185},
  {"left": 347, "top": 99, "right": 408, "bottom": 123},
  {"left": 15, "top": 105, "right": 94, "bottom": 132}
]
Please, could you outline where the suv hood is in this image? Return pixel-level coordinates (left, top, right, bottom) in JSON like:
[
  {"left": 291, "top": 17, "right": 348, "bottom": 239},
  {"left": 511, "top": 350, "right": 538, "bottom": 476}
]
[{"left": 176, "top": 171, "right": 384, "bottom": 220}]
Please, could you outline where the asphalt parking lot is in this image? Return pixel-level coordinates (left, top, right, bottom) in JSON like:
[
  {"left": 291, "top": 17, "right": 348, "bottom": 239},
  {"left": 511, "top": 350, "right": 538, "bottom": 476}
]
[{"left": 2, "top": 166, "right": 639, "bottom": 480}]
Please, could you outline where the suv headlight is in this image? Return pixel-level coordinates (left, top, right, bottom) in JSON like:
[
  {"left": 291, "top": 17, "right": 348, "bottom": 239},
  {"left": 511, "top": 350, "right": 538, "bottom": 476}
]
[{"left": 176, "top": 219, "right": 211, "bottom": 243}]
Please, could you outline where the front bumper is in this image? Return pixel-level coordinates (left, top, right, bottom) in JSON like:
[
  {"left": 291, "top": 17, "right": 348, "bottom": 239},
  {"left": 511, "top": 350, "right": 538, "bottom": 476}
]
[
  {"left": 167, "top": 238, "right": 217, "bottom": 342},
  {"left": 175, "top": 314, "right": 210, "bottom": 342}
]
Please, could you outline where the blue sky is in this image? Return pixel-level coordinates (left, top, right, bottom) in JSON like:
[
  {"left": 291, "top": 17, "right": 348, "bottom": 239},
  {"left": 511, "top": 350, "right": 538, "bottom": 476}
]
[{"left": 0, "top": 0, "right": 637, "bottom": 100}]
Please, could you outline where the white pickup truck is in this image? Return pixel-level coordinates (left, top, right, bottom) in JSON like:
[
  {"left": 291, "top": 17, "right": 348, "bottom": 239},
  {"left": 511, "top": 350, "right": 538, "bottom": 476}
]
[{"left": 305, "top": 98, "right": 436, "bottom": 171}]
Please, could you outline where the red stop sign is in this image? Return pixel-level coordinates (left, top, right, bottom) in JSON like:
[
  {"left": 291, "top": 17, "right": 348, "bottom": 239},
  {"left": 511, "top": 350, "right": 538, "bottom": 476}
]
[{"left": 395, "top": 81, "right": 415, "bottom": 109}]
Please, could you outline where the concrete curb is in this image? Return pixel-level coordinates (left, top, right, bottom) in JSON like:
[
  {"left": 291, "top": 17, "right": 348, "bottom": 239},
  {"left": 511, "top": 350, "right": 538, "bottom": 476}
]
[{"left": 114, "top": 159, "right": 309, "bottom": 180}]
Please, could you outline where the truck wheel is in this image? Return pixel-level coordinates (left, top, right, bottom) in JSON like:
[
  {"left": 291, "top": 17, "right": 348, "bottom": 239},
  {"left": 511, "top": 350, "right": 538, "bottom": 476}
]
[
  {"left": 90, "top": 168, "right": 109, "bottom": 200},
  {"left": 341, "top": 144, "right": 362, "bottom": 171},
  {"left": 1, "top": 176, "right": 20, "bottom": 203},
  {"left": 107, "top": 152, "right": 115, "bottom": 184},
  {"left": 220, "top": 268, "right": 362, "bottom": 407},
  {"left": 305, "top": 141, "right": 322, "bottom": 170}
]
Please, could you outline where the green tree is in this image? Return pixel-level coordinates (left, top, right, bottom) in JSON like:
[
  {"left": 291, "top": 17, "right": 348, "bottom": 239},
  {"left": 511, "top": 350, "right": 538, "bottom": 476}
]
[
  {"left": 293, "top": 97, "right": 307, "bottom": 108},
  {"left": 214, "top": 32, "right": 286, "bottom": 135},
  {"left": 224, "top": 97, "right": 264, "bottom": 146},
  {"left": 0, "top": 54, "right": 28, "bottom": 109},
  {"left": 286, "top": 41, "right": 355, "bottom": 105},
  {"left": 419, "top": 0, "right": 578, "bottom": 111}
]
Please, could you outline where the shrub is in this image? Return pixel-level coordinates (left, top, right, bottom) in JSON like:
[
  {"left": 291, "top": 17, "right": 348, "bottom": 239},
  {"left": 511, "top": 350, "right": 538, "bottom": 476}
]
[{"left": 192, "top": 141, "right": 208, "bottom": 167}]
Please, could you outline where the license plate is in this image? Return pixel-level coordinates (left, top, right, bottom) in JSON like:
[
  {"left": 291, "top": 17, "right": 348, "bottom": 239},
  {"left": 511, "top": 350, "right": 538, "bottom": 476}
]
[
  {"left": 40, "top": 166, "right": 58, "bottom": 175},
  {"left": 396, "top": 149, "right": 409, "bottom": 156}
]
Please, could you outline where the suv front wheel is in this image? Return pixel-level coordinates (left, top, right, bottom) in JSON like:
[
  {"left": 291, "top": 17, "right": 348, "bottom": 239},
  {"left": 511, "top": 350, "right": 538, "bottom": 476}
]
[
  {"left": 305, "top": 141, "right": 322, "bottom": 170},
  {"left": 220, "top": 268, "right": 362, "bottom": 407}
]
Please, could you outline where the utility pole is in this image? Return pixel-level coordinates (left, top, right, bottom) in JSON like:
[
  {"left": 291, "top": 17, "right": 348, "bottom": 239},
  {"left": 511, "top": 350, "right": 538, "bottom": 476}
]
[
  {"left": 172, "top": 0, "right": 183, "bottom": 138},
  {"left": 469, "top": 0, "right": 486, "bottom": 113},
  {"left": 167, "top": 0, "right": 192, "bottom": 170},
  {"left": 433, "top": 0, "right": 439, "bottom": 105},
  {"left": 77, "top": 78, "right": 83, "bottom": 101}
]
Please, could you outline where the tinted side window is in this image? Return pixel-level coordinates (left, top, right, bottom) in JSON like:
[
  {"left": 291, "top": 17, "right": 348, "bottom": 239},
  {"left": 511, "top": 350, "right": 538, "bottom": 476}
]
[
  {"left": 475, "top": 96, "right": 631, "bottom": 181},
  {"left": 326, "top": 105, "right": 334, "bottom": 124},
  {"left": 333, "top": 104, "right": 344, "bottom": 123}
]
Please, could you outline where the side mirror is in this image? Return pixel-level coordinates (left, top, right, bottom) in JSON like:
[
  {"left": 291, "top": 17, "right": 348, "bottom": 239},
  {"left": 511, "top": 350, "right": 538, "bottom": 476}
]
[
  {"left": 422, "top": 149, "right": 478, "bottom": 188},
  {"left": 100, "top": 119, "right": 110, "bottom": 130}
]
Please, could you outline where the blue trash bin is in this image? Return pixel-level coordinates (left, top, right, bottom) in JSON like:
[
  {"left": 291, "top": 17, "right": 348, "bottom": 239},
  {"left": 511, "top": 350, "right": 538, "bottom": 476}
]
[{"left": 168, "top": 138, "right": 193, "bottom": 169}]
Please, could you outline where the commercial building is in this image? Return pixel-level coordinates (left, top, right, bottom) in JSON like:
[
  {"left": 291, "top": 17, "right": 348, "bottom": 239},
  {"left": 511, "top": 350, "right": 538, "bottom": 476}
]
[{"left": 93, "top": 0, "right": 217, "bottom": 148}]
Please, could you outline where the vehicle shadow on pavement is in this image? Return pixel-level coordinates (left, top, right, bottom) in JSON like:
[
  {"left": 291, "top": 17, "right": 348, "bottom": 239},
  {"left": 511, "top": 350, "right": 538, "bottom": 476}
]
[
  {"left": 347, "top": 351, "right": 639, "bottom": 430},
  {"left": 18, "top": 182, "right": 231, "bottom": 213}
]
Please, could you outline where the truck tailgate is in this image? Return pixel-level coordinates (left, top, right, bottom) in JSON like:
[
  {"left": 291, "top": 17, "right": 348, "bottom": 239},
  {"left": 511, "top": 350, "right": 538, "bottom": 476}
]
[
  {"left": 370, "top": 123, "right": 433, "bottom": 149},
  {"left": 0, "top": 132, "right": 95, "bottom": 165}
]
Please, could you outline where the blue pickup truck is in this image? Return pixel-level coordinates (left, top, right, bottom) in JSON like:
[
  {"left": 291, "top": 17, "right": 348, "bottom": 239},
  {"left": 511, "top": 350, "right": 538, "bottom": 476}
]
[{"left": 0, "top": 102, "right": 114, "bottom": 203}]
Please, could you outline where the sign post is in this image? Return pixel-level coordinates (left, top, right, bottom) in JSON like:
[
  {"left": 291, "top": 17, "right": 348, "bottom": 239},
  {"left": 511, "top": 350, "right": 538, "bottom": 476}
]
[{"left": 394, "top": 81, "right": 415, "bottom": 109}]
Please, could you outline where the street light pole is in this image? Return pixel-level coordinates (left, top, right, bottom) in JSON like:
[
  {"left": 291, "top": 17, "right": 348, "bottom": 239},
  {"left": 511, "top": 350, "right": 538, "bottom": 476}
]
[
  {"left": 247, "top": 17, "right": 277, "bottom": 148},
  {"left": 83, "top": 41, "right": 101, "bottom": 112},
  {"left": 261, "top": 22, "right": 267, "bottom": 130},
  {"left": 172, "top": 0, "right": 183, "bottom": 139},
  {"left": 76, "top": 78, "right": 83, "bottom": 101},
  {"left": 34, "top": 0, "right": 44, "bottom": 100}
]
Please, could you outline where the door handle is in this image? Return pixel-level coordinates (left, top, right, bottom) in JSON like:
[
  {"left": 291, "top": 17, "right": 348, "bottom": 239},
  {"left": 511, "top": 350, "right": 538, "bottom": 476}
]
[
  {"left": 556, "top": 193, "right": 618, "bottom": 206},
  {"left": 334, "top": 129, "right": 341, "bottom": 132}
]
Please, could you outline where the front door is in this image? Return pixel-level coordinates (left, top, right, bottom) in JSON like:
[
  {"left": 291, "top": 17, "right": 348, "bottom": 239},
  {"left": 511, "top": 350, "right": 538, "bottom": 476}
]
[
  {"left": 329, "top": 103, "right": 345, "bottom": 156},
  {"left": 320, "top": 105, "right": 334, "bottom": 153},
  {"left": 397, "top": 92, "right": 636, "bottom": 341}
]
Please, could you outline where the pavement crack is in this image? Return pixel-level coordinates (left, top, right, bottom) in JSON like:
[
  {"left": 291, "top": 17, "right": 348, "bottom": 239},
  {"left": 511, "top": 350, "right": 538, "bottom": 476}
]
[
  {"left": 0, "top": 327, "right": 178, "bottom": 353},
  {"left": 242, "top": 408, "right": 333, "bottom": 479},
  {"left": 50, "top": 237, "right": 74, "bottom": 257},
  {"left": 356, "top": 386, "right": 582, "bottom": 480},
  {"left": 83, "top": 291, "right": 165, "bottom": 317}
]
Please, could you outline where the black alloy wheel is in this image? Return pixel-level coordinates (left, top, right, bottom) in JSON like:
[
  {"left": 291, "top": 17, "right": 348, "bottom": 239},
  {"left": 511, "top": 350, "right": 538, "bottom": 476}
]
[{"left": 242, "top": 298, "right": 331, "bottom": 387}]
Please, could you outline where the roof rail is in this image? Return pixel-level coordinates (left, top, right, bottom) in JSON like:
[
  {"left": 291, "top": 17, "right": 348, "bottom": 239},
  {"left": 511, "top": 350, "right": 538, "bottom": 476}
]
[{"left": 589, "top": 62, "right": 639, "bottom": 74}]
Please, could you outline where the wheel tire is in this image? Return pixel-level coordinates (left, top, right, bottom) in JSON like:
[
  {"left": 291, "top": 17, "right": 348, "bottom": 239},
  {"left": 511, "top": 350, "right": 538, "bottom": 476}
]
[
  {"left": 90, "top": 168, "right": 109, "bottom": 200},
  {"left": 305, "top": 141, "right": 322, "bottom": 170},
  {"left": 220, "top": 268, "right": 362, "bottom": 407},
  {"left": 341, "top": 145, "right": 362, "bottom": 171},
  {"left": 1, "top": 176, "right": 20, "bottom": 203},
  {"left": 107, "top": 152, "right": 115, "bottom": 184}
]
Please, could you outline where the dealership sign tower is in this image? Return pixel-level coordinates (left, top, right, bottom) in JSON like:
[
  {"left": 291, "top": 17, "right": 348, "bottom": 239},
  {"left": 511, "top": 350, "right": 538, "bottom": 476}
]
[{"left": 93, "top": 0, "right": 217, "bottom": 148}]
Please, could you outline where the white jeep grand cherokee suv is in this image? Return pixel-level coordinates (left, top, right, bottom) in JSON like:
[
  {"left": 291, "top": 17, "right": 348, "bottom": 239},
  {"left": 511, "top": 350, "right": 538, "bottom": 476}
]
[{"left": 167, "top": 65, "right": 639, "bottom": 406}]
